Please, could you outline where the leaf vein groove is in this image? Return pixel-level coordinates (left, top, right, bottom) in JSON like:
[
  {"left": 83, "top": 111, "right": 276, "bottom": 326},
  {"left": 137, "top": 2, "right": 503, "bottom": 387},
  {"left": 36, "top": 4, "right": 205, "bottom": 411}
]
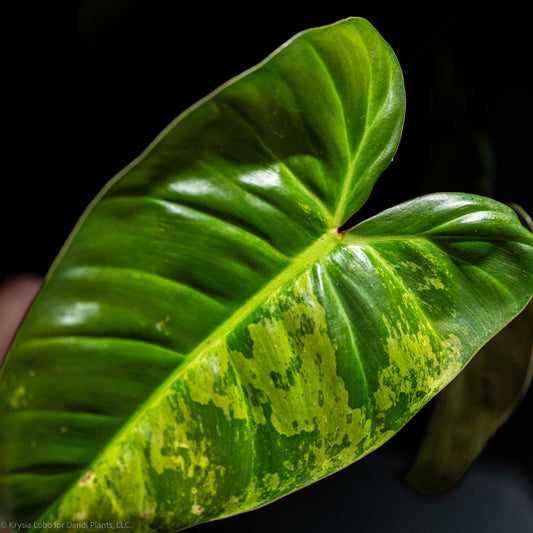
[{"left": 217, "top": 100, "right": 334, "bottom": 225}]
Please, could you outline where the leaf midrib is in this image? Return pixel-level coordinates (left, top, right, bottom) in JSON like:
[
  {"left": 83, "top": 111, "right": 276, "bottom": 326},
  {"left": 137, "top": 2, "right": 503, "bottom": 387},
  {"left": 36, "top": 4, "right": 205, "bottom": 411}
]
[{"left": 179, "top": 230, "right": 341, "bottom": 368}]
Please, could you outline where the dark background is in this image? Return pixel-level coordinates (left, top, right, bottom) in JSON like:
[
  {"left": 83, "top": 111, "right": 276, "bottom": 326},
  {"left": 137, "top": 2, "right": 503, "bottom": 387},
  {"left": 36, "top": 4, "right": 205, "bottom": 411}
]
[{"left": 2, "top": 1, "right": 532, "bottom": 531}]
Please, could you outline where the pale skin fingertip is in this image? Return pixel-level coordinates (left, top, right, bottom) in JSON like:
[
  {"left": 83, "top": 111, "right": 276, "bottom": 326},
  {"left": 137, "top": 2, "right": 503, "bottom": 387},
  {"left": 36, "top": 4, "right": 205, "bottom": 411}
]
[{"left": 0, "top": 274, "right": 43, "bottom": 363}]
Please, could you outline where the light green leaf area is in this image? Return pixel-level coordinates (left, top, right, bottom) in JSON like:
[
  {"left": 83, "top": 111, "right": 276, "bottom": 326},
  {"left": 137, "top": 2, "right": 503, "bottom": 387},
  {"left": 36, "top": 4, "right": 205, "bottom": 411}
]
[{"left": 1, "top": 17, "right": 533, "bottom": 532}]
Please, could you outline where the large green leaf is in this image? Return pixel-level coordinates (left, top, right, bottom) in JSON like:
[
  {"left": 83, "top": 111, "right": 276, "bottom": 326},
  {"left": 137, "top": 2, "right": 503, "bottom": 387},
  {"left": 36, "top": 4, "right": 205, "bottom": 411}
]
[{"left": 1, "top": 17, "right": 532, "bottom": 532}]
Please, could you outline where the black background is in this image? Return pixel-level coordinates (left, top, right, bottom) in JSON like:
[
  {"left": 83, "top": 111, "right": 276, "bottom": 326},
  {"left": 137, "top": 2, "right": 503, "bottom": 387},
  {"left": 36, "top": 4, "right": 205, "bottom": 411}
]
[{"left": 2, "top": 1, "right": 532, "bottom": 530}]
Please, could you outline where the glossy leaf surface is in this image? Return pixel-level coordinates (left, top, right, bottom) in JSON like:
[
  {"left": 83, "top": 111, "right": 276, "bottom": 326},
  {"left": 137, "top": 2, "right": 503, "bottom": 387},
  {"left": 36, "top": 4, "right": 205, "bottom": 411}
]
[
  {"left": 406, "top": 205, "right": 533, "bottom": 494},
  {"left": 1, "top": 17, "right": 533, "bottom": 532}
]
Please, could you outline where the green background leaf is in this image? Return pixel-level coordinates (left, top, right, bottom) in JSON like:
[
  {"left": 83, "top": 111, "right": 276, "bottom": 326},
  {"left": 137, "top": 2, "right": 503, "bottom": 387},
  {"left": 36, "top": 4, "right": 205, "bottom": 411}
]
[{"left": 1, "top": 17, "right": 532, "bottom": 532}]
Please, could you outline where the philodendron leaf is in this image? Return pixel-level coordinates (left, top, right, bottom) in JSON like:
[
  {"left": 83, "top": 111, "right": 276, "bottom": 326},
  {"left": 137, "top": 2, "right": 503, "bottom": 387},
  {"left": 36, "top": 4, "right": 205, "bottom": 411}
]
[
  {"left": 406, "top": 205, "right": 533, "bottom": 494},
  {"left": 0, "top": 17, "right": 532, "bottom": 532}
]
